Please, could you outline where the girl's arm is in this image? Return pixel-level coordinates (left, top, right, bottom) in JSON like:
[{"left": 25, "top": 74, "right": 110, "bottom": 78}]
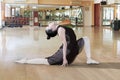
[{"left": 58, "top": 27, "right": 68, "bottom": 66}]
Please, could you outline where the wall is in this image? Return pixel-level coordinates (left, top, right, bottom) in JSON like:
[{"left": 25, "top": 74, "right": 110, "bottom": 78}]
[
  {"left": 27, "top": 0, "right": 38, "bottom": 4},
  {"left": 91, "top": 1, "right": 94, "bottom": 26},
  {"left": 4, "top": 0, "right": 38, "bottom": 4},
  {"left": 94, "top": 0, "right": 120, "bottom": 4},
  {"left": 0, "top": 2, "right": 1, "bottom": 28},
  {"left": 0, "top": 1, "right": 5, "bottom": 28},
  {"left": 114, "top": 0, "right": 120, "bottom": 3},
  {"left": 94, "top": 0, "right": 102, "bottom": 3},
  {"left": 107, "top": 0, "right": 114, "bottom": 4},
  {"left": 38, "top": 0, "right": 71, "bottom": 5},
  {"left": 1, "top": 2, "right": 5, "bottom": 21}
]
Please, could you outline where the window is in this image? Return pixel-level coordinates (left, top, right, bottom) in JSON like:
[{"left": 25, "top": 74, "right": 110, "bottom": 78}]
[
  {"left": 12, "top": 8, "right": 15, "bottom": 16},
  {"left": 117, "top": 5, "right": 120, "bottom": 19},
  {"left": 102, "top": 7, "right": 114, "bottom": 26}
]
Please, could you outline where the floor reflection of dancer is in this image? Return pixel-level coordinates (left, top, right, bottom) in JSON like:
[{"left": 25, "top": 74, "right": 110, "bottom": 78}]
[{"left": 16, "top": 22, "right": 99, "bottom": 66}]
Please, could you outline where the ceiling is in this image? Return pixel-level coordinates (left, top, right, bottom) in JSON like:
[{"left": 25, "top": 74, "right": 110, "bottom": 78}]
[{"left": 5, "top": 0, "right": 120, "bottom": 10}]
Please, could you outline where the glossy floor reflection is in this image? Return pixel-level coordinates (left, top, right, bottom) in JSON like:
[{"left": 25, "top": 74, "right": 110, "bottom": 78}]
[{"left": 0, "top": 26, "right": 120, "bottom": 80}]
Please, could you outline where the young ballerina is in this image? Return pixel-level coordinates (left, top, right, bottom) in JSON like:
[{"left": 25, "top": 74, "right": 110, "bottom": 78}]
[{"left": 16, "top": 22, "right": 99, "bottom": 66}]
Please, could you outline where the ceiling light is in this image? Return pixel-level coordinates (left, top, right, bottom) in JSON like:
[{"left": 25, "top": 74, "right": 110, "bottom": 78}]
[
  {"left": 32, "top": 6, "right": 37, "bottom": 9},
  {"left": 20, "top": 6, "right": 24, "bottom": 8}
]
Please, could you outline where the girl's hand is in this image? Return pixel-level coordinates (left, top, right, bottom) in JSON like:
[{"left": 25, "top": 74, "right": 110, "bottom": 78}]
[{"left": 62, "top": 59, "right": 68, "bottom": 67}]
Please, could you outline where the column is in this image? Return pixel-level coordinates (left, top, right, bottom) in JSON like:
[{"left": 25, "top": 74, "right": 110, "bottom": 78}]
[
  {"left": 84, "top": 6, "right": 92, "bottom": 27},
  {"left": 94, "top": 4, "right": 100, "bottom": 27}
]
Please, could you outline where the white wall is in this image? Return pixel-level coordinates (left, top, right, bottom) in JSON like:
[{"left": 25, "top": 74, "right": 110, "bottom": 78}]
[
  {"left": 94, "top": 0, "right": 120, "bottom": 4},
  {"left": 4, "top": 0, "right": 38, "bottom": 4},
  {"left": 107, "top": 0, "right": 115, "bottom": 4},
  {"left": 115, "top": 0, "right": 120, "bottom": 3},
  {"left": 94, "top": 0, "right": 102, "bottom": 3},
  {"left": 0, "top": 2, "right": 2, "bottom": 28},
  {"left": 84, "top": 6, "right": 92, "bottom": 27}
]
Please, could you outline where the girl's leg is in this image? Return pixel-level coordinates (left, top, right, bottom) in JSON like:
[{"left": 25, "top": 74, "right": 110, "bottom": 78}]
[
  {"left": 82, "top": 37, "right": 91, "bottom": 60},
  {"left": 82, "top": 37, "right": 99, "bottom": 64},
  {"left": 15, "top": 58, "right": 50, "bottom": 65}
]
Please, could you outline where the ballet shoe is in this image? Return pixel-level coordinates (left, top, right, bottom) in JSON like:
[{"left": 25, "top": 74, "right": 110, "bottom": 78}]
[
  {"left": 15, "top": 58, "right": 27, "bottom": 64},
  {"left": 87, "top": 59, "right": 99, "bottom": 65}
]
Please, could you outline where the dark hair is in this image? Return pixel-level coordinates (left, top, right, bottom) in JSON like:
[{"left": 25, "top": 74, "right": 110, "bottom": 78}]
[{"left": 45, "top": 29, "right": 57, "bottom": 40}]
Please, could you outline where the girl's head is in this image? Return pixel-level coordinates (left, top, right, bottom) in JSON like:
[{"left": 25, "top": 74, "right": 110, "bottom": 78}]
[{"left": 45, "top": 22, "right": 58, "bottom": 40}]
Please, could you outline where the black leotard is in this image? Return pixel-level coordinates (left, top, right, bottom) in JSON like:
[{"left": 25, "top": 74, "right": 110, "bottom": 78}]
[{"left": 46, "top": 25, "right": 84, "bottom": 65}]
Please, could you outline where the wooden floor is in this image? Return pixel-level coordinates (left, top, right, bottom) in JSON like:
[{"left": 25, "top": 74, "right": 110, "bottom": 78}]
[{"left": 0, "top": 26, "right": 120, "bottom": 80}]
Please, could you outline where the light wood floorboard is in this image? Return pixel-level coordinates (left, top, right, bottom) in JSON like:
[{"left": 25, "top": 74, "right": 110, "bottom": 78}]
[{"left": 0, "top": 26, "right": 120, "bottom": 80}]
